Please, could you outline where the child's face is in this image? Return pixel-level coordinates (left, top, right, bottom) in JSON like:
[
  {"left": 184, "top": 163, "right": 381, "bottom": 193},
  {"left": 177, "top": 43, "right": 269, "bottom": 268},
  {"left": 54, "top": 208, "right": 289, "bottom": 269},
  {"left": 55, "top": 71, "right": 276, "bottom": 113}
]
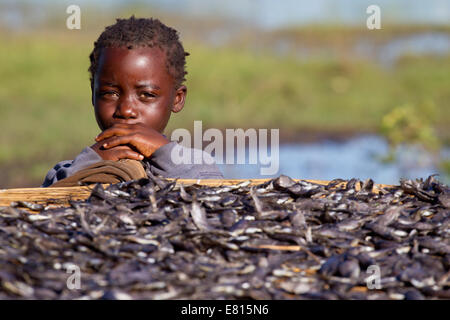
[{"left": 92, "top": 46, "right": 186, "bottom": 133}]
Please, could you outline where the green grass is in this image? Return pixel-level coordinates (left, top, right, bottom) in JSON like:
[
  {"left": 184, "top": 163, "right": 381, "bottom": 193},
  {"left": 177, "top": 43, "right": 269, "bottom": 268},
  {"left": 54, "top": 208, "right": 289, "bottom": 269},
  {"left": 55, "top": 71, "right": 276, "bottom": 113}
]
[
  {"left": 169, "top": 45, "right": 450, "bottom": 135},
  {"left": 0, "top": 33, "right": 449, "bottom": 187}
]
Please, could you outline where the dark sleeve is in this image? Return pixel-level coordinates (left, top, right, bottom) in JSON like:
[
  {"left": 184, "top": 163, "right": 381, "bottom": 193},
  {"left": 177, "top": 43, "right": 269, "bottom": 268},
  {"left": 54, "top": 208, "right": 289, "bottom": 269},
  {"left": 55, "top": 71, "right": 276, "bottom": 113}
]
[
  {"left": 147, "top": 142, "right": 224, "bottom": 179},
  {"left": 40, "top": 146, "right": 103, "bottom": 187}
]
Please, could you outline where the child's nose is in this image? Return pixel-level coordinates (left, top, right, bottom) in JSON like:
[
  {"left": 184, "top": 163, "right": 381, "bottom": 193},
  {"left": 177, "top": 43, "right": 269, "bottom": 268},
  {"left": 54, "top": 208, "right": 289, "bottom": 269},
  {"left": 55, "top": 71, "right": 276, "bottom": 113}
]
[{"left": 114, "top": 101, "right": 138, "bottom": 119}]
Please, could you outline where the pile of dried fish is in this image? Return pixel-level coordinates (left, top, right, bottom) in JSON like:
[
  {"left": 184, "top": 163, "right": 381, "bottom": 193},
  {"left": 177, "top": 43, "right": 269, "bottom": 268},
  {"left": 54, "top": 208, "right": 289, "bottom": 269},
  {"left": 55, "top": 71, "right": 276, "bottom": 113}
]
[{"left": 0, "top": 174, "right": 448, "bottom": 300}]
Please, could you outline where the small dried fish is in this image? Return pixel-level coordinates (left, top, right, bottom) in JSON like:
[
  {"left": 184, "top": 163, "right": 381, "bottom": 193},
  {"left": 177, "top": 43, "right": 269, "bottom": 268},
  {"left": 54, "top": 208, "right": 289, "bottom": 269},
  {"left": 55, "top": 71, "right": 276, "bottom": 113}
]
[
  {"left": 190, "top": 200, "right": 211, "bottom": 231},
  {"left": 0, "top": 174, "right": 448, "bottom": 300}
]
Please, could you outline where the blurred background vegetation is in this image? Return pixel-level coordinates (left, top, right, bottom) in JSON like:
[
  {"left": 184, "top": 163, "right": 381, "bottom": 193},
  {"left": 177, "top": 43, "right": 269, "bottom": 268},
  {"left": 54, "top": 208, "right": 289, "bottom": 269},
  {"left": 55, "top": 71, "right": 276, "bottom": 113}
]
[{"left": 0, "top": 0, "right": 449, "bottom": 187}]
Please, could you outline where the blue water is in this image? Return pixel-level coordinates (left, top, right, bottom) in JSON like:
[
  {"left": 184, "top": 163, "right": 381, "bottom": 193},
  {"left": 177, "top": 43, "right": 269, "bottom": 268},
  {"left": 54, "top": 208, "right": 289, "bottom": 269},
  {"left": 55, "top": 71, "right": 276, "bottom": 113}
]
[
  {"left": 3, "top": 0, "right": 450, "bottom": 29},
  {"left": 355, "top": 32, "right": 450, "bottom": 67},
  {"left": 217, "top": 135, "right": 450, "bottom": 185},
  {"left": 82, "top": 0, "right": 450, "bottom": 28}
]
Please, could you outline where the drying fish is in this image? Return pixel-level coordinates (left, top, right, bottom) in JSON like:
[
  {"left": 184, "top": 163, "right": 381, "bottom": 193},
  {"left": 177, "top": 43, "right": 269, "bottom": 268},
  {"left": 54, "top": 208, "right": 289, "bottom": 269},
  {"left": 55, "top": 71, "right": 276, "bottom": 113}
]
[{"left": 0, "top": 174, "right": 448, "bottom": 300}]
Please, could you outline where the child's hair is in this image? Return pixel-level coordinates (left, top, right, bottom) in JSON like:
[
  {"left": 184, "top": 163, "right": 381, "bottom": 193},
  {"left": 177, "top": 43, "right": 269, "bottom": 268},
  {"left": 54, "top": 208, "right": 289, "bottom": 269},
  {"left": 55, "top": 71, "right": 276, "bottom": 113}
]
[{"left": 88, "top": 16, "right": 189, "bottom": 90}]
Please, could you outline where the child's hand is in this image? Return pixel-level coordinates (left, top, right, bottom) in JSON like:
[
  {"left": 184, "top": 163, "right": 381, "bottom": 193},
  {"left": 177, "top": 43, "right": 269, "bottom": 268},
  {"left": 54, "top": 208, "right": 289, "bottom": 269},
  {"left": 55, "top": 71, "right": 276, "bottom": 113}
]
[
  {"left": 90, "top": 141, "right": 145, "bottom": 161},
  {"left": 94, "top": 123, "right": 170, "bottom": 159}
]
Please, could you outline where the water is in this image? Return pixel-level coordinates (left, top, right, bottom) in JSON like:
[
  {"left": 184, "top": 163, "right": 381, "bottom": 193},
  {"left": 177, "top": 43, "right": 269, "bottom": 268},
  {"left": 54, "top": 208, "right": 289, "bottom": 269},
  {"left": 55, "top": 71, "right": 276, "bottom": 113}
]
[
  {"left": 355, "top": 32, "right": 450, "bottom": 67},
  {"left": 269, "top": 32, "right": 450, "bottom": 66},
  {"left": 103, "top": 0, "right": 450, "bottom": 28},
  {"left": 217, "top": 135, "right": 450, "bottom": 185},
  {"left": 4, "top": 0, "right": 450, "bottom": 31}
]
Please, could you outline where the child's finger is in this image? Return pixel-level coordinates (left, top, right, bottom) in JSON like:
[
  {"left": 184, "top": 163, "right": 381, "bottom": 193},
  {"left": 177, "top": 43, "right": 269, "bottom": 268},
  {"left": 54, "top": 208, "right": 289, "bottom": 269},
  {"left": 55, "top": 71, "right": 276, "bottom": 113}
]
[
  {"left": 102, "top": 135, "right": 136, "bottom": 150},
  {"left": 95, "top": 126, "right": 131, "bottom": 142},
  {"left": 116, "top": 148, "right": 144, "bottom": 161}
]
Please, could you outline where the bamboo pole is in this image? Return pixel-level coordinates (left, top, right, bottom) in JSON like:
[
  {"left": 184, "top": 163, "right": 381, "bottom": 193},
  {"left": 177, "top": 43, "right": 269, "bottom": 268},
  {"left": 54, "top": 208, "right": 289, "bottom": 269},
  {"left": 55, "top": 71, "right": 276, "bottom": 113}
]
[{"left": 0, "top": 178, "right": 393, "bottom": 209}]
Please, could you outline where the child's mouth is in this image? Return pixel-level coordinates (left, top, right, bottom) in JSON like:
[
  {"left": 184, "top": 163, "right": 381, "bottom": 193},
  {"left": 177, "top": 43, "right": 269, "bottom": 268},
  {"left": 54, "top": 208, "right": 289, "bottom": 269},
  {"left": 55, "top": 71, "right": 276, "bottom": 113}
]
[{"left": 112, "top": 120, "right": 141, "bottom": 125}]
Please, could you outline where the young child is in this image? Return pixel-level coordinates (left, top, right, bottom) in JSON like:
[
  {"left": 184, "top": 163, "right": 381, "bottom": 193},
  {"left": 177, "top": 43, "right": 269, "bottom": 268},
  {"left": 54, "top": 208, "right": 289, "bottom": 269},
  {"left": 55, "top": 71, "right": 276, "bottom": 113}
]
[{"left": 41, "top": 17, "right": 223, "bottom": 187}]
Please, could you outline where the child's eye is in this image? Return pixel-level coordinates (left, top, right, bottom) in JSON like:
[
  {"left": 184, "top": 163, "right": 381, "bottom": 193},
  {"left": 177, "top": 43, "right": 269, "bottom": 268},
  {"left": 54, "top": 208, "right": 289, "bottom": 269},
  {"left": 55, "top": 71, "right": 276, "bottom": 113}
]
[
  {"left": 139, "top": 92, "right": 156, "bottom": 99},
  {"left": 100, "top": 91, "right": 119, "bottom": 98}
]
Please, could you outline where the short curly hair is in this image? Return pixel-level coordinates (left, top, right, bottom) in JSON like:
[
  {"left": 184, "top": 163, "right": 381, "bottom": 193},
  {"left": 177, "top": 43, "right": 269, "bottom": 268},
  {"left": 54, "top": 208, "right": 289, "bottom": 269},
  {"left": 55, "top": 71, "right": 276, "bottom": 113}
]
[{"left": 88, "top": 16, "right": 189, "bottom": 90}]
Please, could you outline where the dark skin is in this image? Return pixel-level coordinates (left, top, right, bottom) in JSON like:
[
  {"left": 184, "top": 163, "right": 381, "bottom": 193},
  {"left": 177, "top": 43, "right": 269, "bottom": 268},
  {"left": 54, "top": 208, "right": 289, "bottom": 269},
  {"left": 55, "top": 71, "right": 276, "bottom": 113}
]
[{"left": 91, "top": 46, "right": 187, "bottom": 161}]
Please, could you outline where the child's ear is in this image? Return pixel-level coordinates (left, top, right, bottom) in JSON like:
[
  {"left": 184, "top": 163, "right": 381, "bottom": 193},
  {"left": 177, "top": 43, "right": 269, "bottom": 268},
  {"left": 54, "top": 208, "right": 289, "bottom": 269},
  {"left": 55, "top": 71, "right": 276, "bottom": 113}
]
[{"left": 171, "top": 85, "right": 187, "bottom": 113}]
